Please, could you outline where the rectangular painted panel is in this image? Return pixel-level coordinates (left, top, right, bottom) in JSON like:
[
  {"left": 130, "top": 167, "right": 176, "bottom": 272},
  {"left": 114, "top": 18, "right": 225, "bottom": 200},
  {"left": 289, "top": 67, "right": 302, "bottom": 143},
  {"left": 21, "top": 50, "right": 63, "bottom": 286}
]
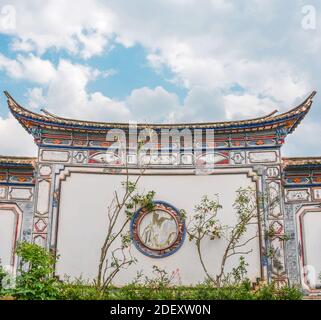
[
  {"left": 0, "top": 210, "right": 15, "bottom": 268},
  {"left": 303, "top": 211, "right": 321, "bottom": 287},
  {"left": 55, "top": 172, "right": 261, "bottom": 285}
]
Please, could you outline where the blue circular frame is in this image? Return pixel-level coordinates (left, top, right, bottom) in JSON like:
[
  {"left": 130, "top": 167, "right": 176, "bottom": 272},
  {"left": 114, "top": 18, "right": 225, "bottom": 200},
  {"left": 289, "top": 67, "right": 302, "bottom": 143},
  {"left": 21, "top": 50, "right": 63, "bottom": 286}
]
[{"left": 130, "top": 200, "right": 186, "bottom": 258}]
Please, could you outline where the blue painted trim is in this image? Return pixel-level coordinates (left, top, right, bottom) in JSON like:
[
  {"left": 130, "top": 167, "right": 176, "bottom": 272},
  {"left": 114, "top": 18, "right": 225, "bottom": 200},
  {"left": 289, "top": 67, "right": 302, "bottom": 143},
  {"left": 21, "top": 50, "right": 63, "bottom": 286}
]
[
  {"left": 130, "top": 200, "right": 186, "bottom": 259},
  {"left": 284, "top": 184, "right": 321, "bottom": 188},
  {"left": 0, "top": 182, "right": 35, "bottom": 187},
  {"left": 0, "top": 163, "right": 34, "bottom": 168}
]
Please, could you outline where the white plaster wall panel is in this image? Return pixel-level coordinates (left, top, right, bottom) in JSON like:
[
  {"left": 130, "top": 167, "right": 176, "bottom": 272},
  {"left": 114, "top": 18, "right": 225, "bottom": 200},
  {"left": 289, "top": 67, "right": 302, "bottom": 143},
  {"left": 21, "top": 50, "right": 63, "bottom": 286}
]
[
  {"left": 9, "top": 187, "right": 33, "bottom": 201},
  {"left": 55, "top": 172, "right": 261, "bottom": 285},
  {"left": 0, "top": 210, "right": 15, "bottom": 267},
  {"left": 36, "top": 180, "right": 51, "bottom": 215},
  {"left": 0, "top": 206, "right": 21, "bottom": 270},
  {"left": 41, "top": 150, "right": 70, "bottom": 163},
  {"left": 301, "top": 211, "right": 321, "bottom": 288}
]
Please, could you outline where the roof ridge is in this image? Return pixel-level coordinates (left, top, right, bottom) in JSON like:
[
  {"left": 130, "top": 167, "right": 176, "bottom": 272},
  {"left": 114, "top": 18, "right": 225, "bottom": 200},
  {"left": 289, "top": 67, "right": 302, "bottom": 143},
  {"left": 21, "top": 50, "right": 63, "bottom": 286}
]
[{"left": 4, "top": 90, "right": 316, "bottom": 133}]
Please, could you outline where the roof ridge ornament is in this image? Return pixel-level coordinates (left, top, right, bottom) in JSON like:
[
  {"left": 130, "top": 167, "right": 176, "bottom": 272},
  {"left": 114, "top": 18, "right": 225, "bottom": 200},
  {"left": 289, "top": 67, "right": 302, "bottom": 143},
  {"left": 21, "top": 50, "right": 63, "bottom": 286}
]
[{"left": 40, "top": 108, "right": 58, "bottom": 118}]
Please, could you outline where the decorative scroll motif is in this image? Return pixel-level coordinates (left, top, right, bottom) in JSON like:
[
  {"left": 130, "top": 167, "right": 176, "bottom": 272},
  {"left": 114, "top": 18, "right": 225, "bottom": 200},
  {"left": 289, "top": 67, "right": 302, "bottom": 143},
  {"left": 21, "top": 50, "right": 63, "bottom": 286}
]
[
  {"left": 87, "top": 151, "right": 230, "bottom": 167},
  {"left": 285, "top": 189, "right": 310, "bottom": 202},
  {"left": 266, "top": 167, "right": 279, "bottom": 178},
  {"left": 195, "top": 152, "right": 229, "bottom": 166},
  {"left": 89, "top": 151, "right": 122, "bottom": 165},
  {"left": 131, "top": 201, "right": 185, "bottom": 258}
]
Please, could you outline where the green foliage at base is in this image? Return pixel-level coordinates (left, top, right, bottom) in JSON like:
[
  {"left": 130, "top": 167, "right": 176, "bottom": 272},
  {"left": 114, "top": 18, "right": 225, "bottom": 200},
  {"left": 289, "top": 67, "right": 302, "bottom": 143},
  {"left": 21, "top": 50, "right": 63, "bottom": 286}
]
[
  {"left": 1, "top": 242, "right": 61, "bottom": 300},
  {"left": 59, "top": 281, "right": 303, "bottom": 300},
  {"left": 0, "top": 242, "right": 303, "bottom": 301}
]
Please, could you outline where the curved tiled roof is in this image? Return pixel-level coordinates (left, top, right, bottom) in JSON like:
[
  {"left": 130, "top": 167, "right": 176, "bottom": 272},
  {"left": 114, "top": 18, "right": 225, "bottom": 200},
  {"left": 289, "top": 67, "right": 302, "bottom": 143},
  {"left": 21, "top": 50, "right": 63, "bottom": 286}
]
[{"left": 4, "top": 90, "right": 316, "bottom": 134}]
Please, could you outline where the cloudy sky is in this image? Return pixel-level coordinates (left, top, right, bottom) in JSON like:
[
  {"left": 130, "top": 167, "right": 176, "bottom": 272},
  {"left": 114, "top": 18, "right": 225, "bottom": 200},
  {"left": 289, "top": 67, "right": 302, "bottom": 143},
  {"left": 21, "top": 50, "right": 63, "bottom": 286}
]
[{"left": 0, "top": 0, "right": 320, "bottom": 157}]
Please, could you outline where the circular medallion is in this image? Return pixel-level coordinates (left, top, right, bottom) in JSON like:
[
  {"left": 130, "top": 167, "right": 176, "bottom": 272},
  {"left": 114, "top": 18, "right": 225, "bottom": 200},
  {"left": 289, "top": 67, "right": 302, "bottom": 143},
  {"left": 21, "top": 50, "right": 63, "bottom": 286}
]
[{"left": 131, "top": 201, "right": 185, "bottom": 258}]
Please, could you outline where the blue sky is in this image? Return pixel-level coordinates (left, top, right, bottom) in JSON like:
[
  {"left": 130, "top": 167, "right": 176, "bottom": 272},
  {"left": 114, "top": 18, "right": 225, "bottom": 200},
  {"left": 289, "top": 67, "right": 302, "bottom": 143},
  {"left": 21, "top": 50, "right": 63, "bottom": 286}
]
[
  {"left": 0, "top": 39, "right": 187, "bottom": 114},
  {"left": 0, "top": 0, "right": 321, "bottom": 156}
]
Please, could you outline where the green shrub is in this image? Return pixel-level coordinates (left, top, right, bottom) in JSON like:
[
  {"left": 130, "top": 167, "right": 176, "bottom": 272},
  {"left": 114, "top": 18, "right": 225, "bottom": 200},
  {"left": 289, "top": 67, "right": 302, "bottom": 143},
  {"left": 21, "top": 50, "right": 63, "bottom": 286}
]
[
  {"left": 0, "top": 263, "right": 7, "bottom": 296},
  {"left": 12, "top": 242, "right": 61, "bottom": 300},
  {"left": 57, "top": 281, "right": 302, "bottom": 300}
]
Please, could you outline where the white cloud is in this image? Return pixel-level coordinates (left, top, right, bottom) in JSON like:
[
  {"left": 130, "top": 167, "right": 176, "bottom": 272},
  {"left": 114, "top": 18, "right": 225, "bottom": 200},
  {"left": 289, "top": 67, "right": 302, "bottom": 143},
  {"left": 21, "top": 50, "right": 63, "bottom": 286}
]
[
  {"left": 179, "top": 87, "right": 226, "bottom": 122},
  {"left": 0, "top": 52, "right": 129, "bottom": 121},
  {"left": 0, "top": 114, "right": 36, "bottom": 156},
  {"left": 0, "top": 53, "right": 55, "bottom": 83},
  {"left": 223, "top": 94, "right": 277, "bottom": 120},
  {"left": 27, "top": 87, "right": 46, "bottom": 109},
  {"left": 126, "top": 86, "right": 180, "bottom": 123},
  {"left": 33, "top": 59, "right": 131, "bottom": 122},
  {"left": 0, "top": 0, "right": 115, "bottom": 58}
]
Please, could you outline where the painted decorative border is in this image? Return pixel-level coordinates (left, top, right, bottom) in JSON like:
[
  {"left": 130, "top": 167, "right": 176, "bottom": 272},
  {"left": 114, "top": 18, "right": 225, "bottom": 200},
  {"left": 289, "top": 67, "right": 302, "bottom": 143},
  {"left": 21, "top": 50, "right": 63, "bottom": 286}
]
[
  {"left": 296, "top": 205, "right": 321, "bottom": 292},
  {"left": 0, "top": 203, "right": 22, "bottom": 271},
  {"left": 130, "top": 201, "right": 186, "bottom": 258},
  {"left": 51, "top": 166, "right": 264, "bottom": 281}
]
